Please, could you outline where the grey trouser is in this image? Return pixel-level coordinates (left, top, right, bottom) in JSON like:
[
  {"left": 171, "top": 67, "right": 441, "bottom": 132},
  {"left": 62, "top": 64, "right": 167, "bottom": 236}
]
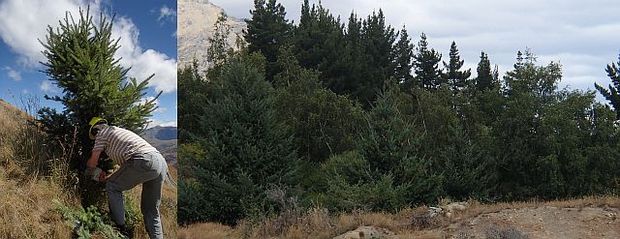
[{"left": 106, "top": 151, "right": 167, "bottom": 239}]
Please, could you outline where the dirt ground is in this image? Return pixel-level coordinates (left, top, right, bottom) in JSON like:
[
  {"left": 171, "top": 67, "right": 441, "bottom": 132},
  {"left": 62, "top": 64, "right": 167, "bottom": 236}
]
[
  {"left": 445, "top": 205, "right": 619, "bottom": 239},
  {"left": 306, "top": 197, "right": 620, "bottom": 239},
  {"left": 388, "top": 202, "right": 619, "bottom": 239}
]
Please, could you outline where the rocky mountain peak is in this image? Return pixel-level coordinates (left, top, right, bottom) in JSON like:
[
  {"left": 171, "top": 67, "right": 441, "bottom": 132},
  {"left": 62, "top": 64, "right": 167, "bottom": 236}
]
[{"left": 178, "top": 0, "right": 246, "bottom": 73}]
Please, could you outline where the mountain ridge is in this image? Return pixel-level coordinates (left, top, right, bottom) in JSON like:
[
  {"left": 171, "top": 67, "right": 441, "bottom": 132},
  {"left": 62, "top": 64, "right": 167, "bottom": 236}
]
[{"left": 142, "top": 125, "right": 177, "bottom": 166}]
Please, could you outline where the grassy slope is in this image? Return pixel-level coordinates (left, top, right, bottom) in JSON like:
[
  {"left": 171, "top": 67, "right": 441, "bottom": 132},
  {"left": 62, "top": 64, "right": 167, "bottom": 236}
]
[
  {"left": 0, "top": 99, "right": 72, "bottom": 238},
  {"left": 0, "top": 99, "right": 177, "bottom": 238}
]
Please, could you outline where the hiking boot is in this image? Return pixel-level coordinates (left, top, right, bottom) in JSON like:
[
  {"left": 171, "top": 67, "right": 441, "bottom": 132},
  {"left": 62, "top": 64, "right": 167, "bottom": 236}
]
[{"left": 117, "top": 224, "right": 134, "bottom": 239}]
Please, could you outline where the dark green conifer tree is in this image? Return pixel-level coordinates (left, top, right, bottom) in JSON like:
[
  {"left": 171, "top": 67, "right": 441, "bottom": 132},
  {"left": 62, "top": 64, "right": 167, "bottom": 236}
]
[
  {"left": 442, "top": 41, "right": 471, "bottom": 93},
  {"left": 475, "top": 51, "right": 494, "bottom": 92},
  {"left": 394, "top": 26, "right": 414, "bottom": 91},
  {"left": 336, "top": 13, "right": 365, "bottom": 96},
  {"left": 244, "top": 0, "right": 292, "bottom": 82},
  {"left": 338, "top": 10, "right": 397, "bottom": 107},
  {"left": 206, "top": 12, "right": 233, "bottom": 77},
  {"left": 413, "top": 33, "right": 443, "bottom": 90},
  {"left": 37, "top": 9, "right": 158, "bottom": 207},
  {"left": 293, "top": 0, "right": 347, "bottom": 90},
  {"left": 178, "top": 53, "right": 298, "bottom": 225},
  {"left": 594, "top": 53, "right": 620, "bottom": 119}
]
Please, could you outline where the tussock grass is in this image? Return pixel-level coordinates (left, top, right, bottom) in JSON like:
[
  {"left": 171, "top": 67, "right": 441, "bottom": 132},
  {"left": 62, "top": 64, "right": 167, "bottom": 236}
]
[
  {"left": 0, "top": 99, "right": 76, "bottom": 238},
  {"left": 0, "top": 176, "right": 74, "bottom": 238}
]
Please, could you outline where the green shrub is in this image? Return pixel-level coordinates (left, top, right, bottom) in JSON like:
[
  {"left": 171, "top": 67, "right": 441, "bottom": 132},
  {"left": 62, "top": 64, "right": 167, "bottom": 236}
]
[{"left": 54, "top": 200, "right": 122, "bottom": 239}]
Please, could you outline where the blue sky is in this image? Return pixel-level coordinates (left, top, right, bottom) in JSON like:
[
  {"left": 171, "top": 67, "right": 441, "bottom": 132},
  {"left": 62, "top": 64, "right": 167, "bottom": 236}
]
[{"left": 0, "top": 0, "right": 177, "bottom": 127}]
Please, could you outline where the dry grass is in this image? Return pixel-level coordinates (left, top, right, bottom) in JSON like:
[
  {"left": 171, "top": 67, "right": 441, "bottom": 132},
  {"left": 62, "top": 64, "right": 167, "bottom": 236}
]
[
  {"left": 179, "top": 196, "right": 620, "bottom": 239},
  {"left": 178, "top": 223, "right": 240, "bottom": 239},
  {"left": 179, "top": 208, "right": 411, "bottom": 239},
  {"left": 0, "top": 99, "right": 75, "bottom": 238},
  {"left": 0, "top": 176, "right": 75, "bottom": 238},
  {"left": 450, "top": 195, "right": 620, "bottom": 222},
  {"left": 0, "top": 99, "right": 28, "bottom": 175}
]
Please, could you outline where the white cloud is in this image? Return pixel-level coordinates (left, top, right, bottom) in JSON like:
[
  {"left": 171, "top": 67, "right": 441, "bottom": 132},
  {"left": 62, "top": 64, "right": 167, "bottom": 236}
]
[
  {"left": 158, "top": 121, "right": 177, "bottom": 127},
  {"left": 111, "top": 17, "right": 177, "bottom": 93},
  {"left": 3, "top": 66, "right": 22, "bottom": 81},
  {"left": 136, "top": 95, "right": 166, "bottom": 113},
  {"left": 156, "top": 107, "right": 168, "bottom": 113},
  {"left": 0, "top": 0, "right": 177, "bottom": 93},
  {"left": 137, "top": 96, "right": 159, "bottom": 106},
  {"left": 40, "top": 80, "right": 59, "bottom": 93},
  {"left": 0, "top": 0, "right": 88, "bottom": 66},
  {"left": 157, "top": 5, "right": 176, "bottom": 23}
]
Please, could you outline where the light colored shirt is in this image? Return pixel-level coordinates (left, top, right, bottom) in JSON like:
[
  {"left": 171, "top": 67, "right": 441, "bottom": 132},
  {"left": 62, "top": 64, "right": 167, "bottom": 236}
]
[{"left": 93, "top": 125, "right": 158, "bottom": 165}]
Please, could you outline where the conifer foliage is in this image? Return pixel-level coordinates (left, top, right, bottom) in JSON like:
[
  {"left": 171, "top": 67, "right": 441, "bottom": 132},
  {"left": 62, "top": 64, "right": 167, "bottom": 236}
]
[
  {"left": 413, "top": 33, "right": 443, "bottom": 90},
  {"left": 595, "top": 54, "right": 620, "bottom": 119},
  {"left": 179, "top": 52, "right": 298, "bottom": 225},
  {"left": 394, "top": 26, "right": 415, "bottom": 91},
  {"left": 475, "top": 51, "right": 495, "bottom": 92},
  {"left": 38, "top": 9, "right": 158, "bottom": 206},
  {"left": 442, "top": 42, "right": 471, "bottom": 93},
  {"left": 244, "top": 0, "right": 292, "bottom": 82}
]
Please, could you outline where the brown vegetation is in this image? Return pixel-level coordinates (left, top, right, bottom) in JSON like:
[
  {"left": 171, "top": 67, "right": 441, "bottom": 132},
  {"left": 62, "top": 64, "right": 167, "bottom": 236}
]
[
  {"left": 0, "top": 98, "right": 74, "bottom": 238},
  {"left": 0, "top": 175, "right": 75, "bottom": 238},
  {"left": 179, "top": 196, "right": 620, "bottom": 239}
]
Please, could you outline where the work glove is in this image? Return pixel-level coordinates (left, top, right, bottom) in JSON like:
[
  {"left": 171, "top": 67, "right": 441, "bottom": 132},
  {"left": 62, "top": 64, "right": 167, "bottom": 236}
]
[{"left": 84, "top": 167, "right": 106, "bottom": 182}]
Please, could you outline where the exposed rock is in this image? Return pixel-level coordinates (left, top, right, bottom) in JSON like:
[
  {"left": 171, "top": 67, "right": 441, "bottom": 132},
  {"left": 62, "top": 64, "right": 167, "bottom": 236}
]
[
  {"left": 443, "top": 202, "right": 469, "bottom": 213},
  {"left": 178, "top": 0, "right": 246, "bottom": 73},
  {"left": 333, "top": 226, "right": 396, "bottom": 239},
  {"left": 441, "top": 201, "right": 469, "bottom": 218},
  {"left": 428, "top": 206, "right": 443, "bottom": 217}
]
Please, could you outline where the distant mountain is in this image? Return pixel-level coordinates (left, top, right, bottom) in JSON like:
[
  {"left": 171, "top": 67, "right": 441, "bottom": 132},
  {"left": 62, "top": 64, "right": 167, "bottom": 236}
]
[
  {"left": 178, "top": 0, "right": 246, "bottom": 73},
  {"left": 142, "top": 126, "right": 177, "bottom": 166}
]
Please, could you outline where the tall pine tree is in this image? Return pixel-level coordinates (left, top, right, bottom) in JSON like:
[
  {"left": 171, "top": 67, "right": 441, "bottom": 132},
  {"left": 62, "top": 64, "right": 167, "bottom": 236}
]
[
  {"left": 442, "top": 41, "right": 471, "bottom": 94},
  {"left": 394, "top": 26, "right": 414, "bottom": 91},
  {"left": 336, "top": 13, "right": 365, "bottom": 96},
  {"left": 293, "top": 0, "right": 347, "bottom": 90},
  {"left": 207, "top": 12, "right": 232, "bottom": 70},
  {"left": 244, "top": 0, "right": 292, "bottom": 82},
  {"left": 413, "top": 33, "right": 443, "bottom": 90},
  {"left": 347, "top": 10, "right": 396, "bottom": 107},
  {"left": 594, "top": 53, "right": 620, "bottom": 119},
  {"left": 475, "top": 51, "right": 494, "bottom": 92}
]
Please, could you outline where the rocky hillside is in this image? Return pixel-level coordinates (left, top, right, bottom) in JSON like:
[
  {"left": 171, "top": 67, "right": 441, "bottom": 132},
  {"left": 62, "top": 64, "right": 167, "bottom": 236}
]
[
  {"left": 142, "top": 126, "right": 177, "bottom": 166},
  {"left": 178, "top": 0, "right": 246, "bottom": 73}
]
